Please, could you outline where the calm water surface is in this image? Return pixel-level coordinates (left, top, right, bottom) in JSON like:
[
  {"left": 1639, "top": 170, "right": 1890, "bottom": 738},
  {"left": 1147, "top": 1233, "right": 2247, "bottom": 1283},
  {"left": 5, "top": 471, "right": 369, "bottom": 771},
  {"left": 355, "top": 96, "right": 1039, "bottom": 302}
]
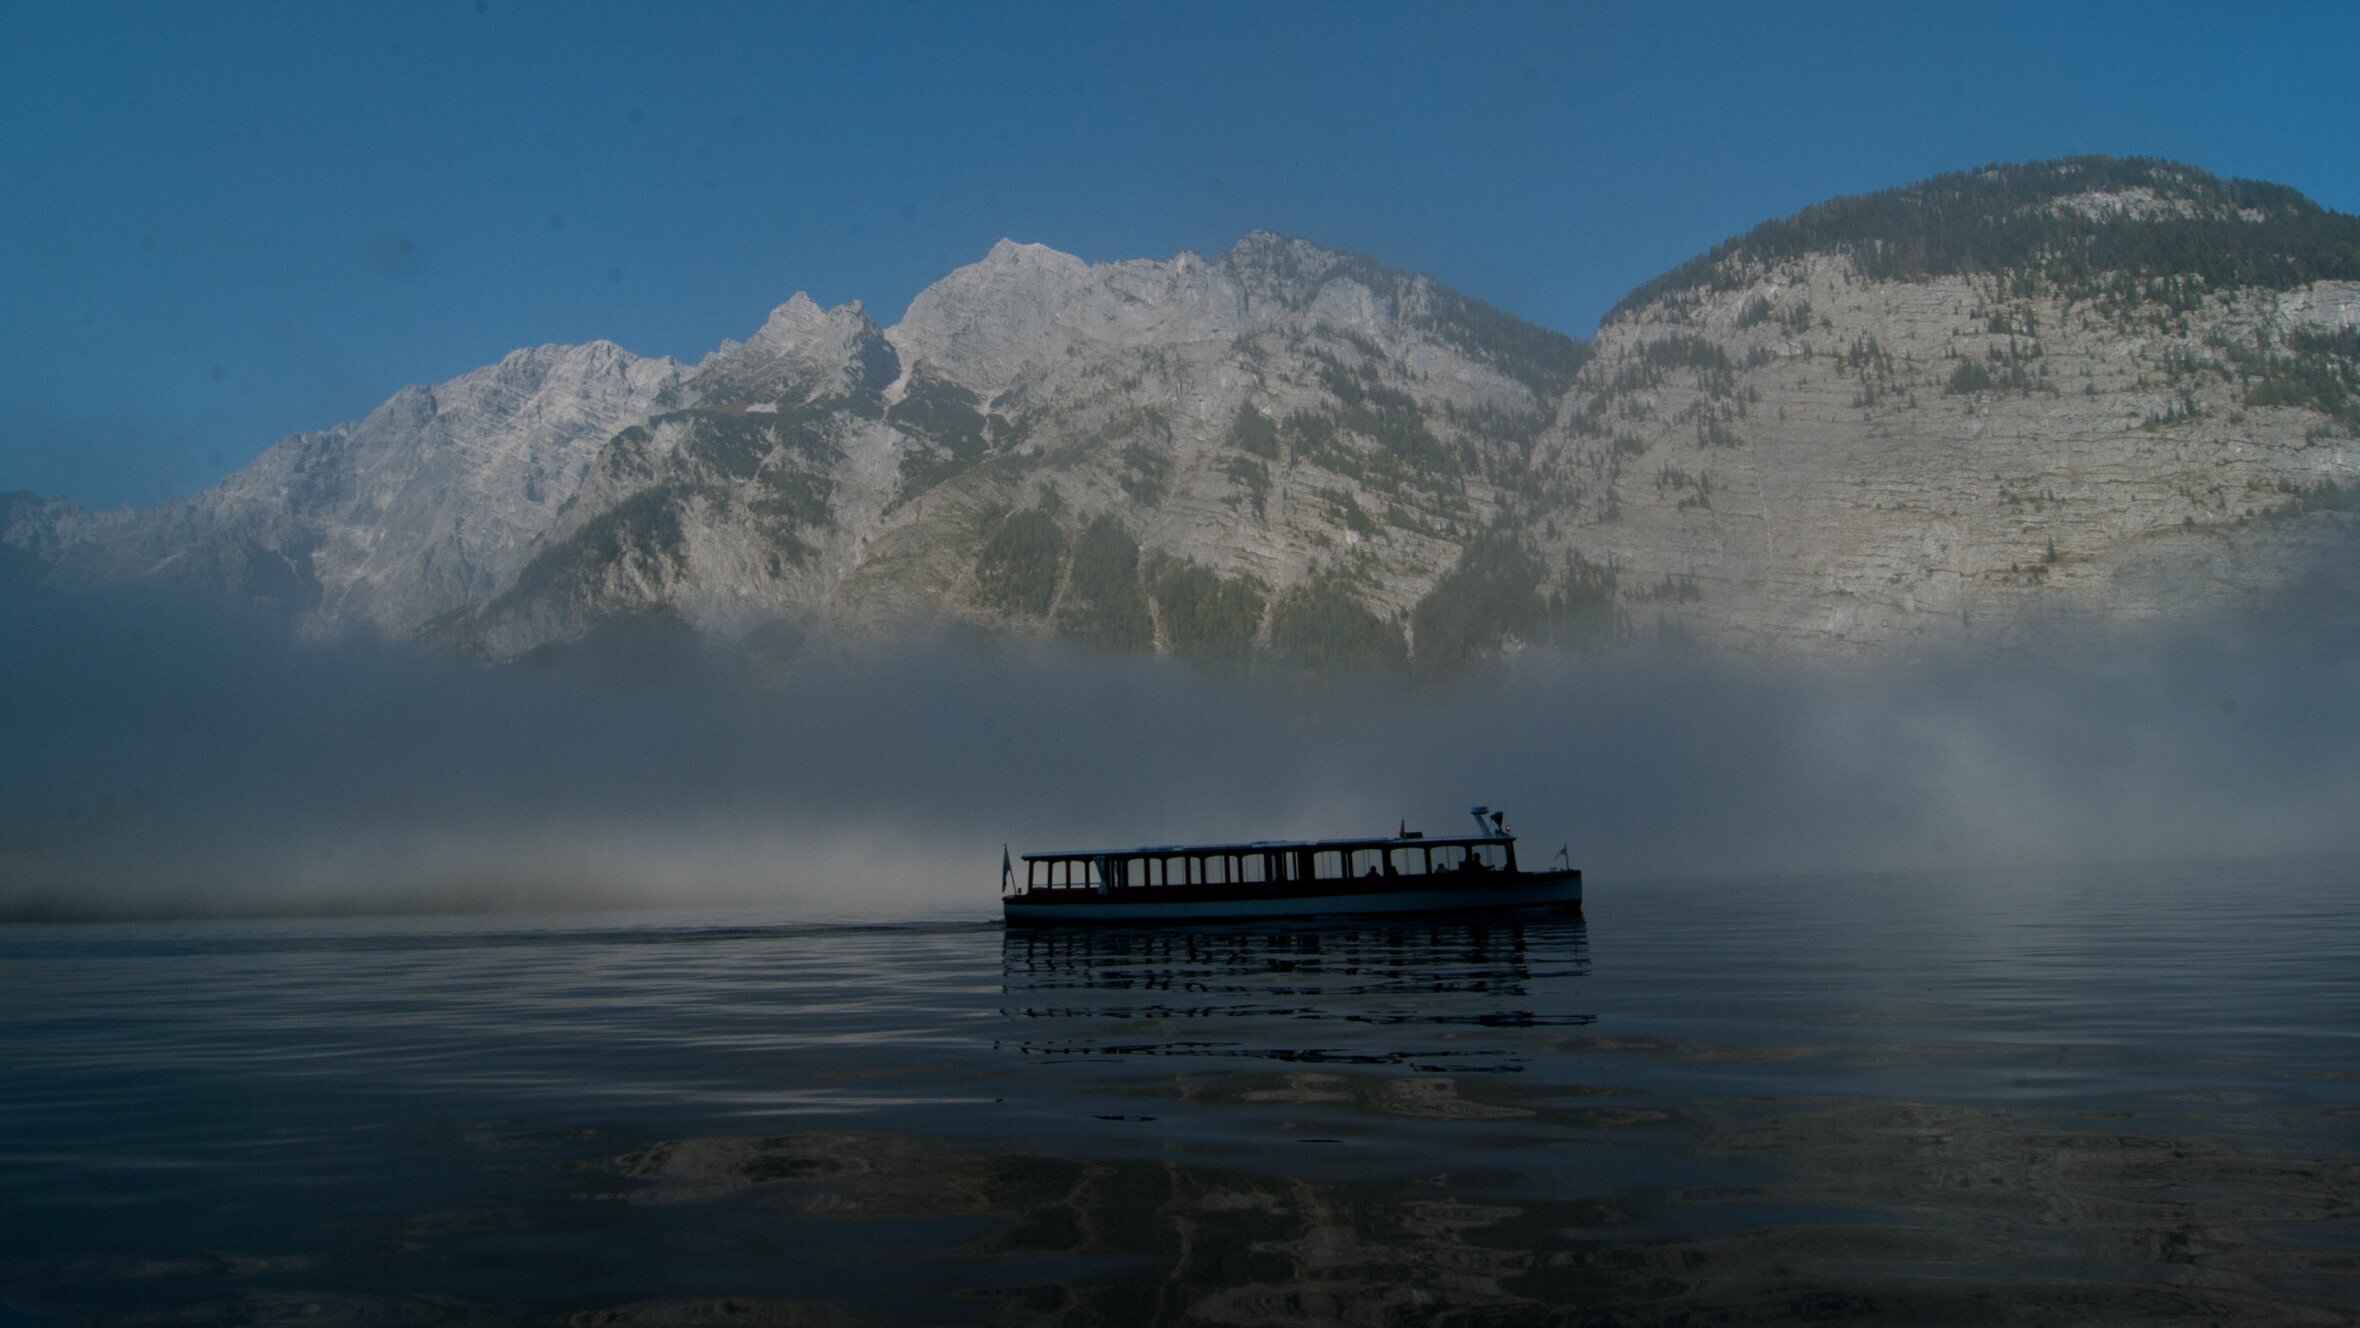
[{"left": 3, "top": 859, "right": 2356, "bottom": 1324}]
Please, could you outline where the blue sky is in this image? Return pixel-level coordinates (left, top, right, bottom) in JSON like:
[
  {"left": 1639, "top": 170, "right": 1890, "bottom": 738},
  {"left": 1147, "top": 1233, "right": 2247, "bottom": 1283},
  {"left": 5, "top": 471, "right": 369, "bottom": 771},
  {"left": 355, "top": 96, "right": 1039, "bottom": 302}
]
[{"left": 5, "top": 1, "right": 2357, "bottom": 509}]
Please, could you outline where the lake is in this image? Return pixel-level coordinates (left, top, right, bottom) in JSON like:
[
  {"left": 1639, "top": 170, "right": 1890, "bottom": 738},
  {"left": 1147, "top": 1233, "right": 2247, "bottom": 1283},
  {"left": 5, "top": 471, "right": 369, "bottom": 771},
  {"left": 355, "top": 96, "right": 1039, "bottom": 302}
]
[{"left": 3, "top": 857, "right": 2355, "bottom": 1324}]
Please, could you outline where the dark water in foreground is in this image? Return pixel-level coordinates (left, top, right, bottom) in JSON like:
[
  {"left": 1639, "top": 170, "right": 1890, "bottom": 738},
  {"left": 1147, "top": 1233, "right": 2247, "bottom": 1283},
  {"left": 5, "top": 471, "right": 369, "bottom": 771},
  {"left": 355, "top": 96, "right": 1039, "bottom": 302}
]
[{"left": 3, "top": 860, "right": 2356, "bottom": 1325}]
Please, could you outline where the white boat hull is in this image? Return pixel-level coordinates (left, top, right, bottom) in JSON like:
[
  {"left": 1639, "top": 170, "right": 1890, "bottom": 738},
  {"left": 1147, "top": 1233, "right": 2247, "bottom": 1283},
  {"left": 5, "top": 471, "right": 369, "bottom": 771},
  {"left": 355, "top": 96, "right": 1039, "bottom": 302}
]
[{"left": 1003, "top": 871, "right": 1581, "bottom": 926}]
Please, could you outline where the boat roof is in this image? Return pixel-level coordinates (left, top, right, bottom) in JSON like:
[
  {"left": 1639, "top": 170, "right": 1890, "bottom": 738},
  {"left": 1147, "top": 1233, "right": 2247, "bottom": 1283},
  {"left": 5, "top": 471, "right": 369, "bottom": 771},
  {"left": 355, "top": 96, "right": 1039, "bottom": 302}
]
[{"left": 1022, "top": 834, "right": 1511, "bottom": 862}]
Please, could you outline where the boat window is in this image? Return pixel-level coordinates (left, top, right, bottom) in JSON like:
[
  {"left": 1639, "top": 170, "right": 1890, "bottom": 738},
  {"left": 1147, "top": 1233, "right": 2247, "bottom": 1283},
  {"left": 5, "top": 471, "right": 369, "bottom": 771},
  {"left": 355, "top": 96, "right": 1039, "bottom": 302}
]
[
  {"left": 1168, "top": 855, "right": 1193, "bottom": 886},
  {"left": 1311, "top": 850, "right": 1342, "bottom": 880},
  {"left": 1350, "top": 848, "right": 1385, "bottom": 878},
  {"left": 1239, "top": 853, "right": 1268, "bottom": 884},
  {"left": 1473, "top": 843, "right": 1508, "bottom": 870},
  {"left": 1431, "top": 844, "right": 1466, "bottom": 872},
  {"left": 1390, "top": 846, "right": 1427, "bottom": 875},
  {"left": 1204, "top": 855, "right": 1228, "bottom": 885}
]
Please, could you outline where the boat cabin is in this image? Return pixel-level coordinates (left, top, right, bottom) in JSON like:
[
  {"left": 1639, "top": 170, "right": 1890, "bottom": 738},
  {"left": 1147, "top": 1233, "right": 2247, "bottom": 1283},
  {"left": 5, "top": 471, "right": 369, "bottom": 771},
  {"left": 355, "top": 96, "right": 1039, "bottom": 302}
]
[{"left": 1012, "top": 834, "right": 1521, "bottom": 896}]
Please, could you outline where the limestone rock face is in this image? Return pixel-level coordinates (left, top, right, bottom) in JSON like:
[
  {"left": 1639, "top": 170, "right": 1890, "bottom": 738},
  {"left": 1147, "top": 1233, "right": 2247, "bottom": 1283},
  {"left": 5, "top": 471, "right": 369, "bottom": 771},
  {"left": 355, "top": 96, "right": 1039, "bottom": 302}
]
[
  {"left": 13, "top": 157, "right": 2360, "bottom": 669},
  {"left": 452, "top": 231, "right": 1581, "bottom": 662},
  {"left": 1522, "top": 260, "right": 2360, "bottom": 657},
  {"left": 693, "top": 295, "right": 900, "bottom": 407},
  {"left": 1, "top": 491, "right": 126, "bottom": 572},
  {"left": 22, "top": 341, "right": 685, "bottom": 635},
  {"left": 1530, "top": 156, "right": 2360, "bottom": 657}
]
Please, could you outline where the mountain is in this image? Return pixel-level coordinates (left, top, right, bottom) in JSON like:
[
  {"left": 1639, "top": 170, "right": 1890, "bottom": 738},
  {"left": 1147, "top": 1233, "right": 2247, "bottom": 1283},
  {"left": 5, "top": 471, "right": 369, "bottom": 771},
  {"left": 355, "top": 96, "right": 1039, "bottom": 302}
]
[
  {"left": 13, "top": 342, "right": 683, "bottom": 635},
  {"left": 450, "top": 232, "right": 1586, "bottom": 663},
  {"left": 10, "top": 157, "right": 2360, "bottom": 668},
  {"left": 1553, "top": 156, "right": 2360, "bottom": 655}
]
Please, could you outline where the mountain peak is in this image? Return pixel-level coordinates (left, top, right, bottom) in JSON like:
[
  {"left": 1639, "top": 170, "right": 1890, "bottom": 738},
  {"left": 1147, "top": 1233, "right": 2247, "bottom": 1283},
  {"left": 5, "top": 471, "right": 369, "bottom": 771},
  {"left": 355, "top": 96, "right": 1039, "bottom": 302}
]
[
  {"left": 1608, "top": 154, "right": 2360, "bottom": 323},
  {"left": 981, "top": 237, "right": 1086, "bottom": 272},
  {"left": 886, "top": 239, "right": 1110, "bottom": 390},
  {"left": 693, "top": 293, "right": 891, "bottom": 406},
  {"left": 739, "top": 292, "right": 878, "bottom": 348},
  {"left": 1221, "top": 228, "right": 1344, "bottom": 272}
]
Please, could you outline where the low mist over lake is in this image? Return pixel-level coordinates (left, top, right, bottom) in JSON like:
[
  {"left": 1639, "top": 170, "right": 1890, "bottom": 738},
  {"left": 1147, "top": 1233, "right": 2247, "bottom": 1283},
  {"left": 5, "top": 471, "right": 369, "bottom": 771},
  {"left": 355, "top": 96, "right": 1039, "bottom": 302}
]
[{"left": 7, "top": 566, "right": 2360, "bottom": 919}]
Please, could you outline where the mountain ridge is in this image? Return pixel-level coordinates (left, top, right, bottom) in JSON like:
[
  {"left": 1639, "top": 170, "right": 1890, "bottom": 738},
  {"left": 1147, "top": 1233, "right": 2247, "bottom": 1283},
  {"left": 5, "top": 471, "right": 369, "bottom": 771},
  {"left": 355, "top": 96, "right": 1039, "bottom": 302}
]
[{"left": 9, "top": 156, "right": 2359, "bottom": 670}]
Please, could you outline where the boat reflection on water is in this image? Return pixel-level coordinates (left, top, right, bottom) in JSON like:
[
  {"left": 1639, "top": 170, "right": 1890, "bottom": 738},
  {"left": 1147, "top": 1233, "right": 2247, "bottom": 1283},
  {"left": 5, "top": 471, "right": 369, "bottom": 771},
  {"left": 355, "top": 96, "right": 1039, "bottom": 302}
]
[{"left": 999, "top": 919, "right": 1594, "bottom": 1072}]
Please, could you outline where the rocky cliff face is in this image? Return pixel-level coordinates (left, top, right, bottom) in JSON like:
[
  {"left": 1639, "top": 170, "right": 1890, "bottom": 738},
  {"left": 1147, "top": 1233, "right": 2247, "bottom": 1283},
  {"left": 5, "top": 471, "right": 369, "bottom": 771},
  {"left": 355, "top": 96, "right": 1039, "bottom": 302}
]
[
  {"left": 1548, "top": 263, "right": 2360, "bottom": 655},
  {"left": 12, "top": 157, "right": 2360, "bottom": 668},
  {"left": 1534, "top": 157, "right": 2360, "bottom": 656},
  {"left": 452, "top": 230, "right": 1585, "bottom": 664},
  {"left": 16, "top": 341, "right": 684, "bottom": 635}
]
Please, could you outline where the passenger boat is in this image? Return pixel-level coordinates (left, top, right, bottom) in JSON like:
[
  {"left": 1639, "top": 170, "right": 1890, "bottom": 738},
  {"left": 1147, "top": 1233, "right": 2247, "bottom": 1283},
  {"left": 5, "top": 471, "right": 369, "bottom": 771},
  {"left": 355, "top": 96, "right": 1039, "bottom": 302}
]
[{"left": 1002, "top": 806, "right": 1580, "bottom": 926}]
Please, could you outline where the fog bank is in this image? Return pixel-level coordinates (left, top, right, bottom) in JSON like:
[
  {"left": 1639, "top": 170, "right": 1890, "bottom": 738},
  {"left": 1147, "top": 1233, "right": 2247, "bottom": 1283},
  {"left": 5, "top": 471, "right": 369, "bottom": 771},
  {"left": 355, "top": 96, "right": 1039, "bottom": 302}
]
[{"left": 5, "top": 577, "right": 2357, "bottom": 920}]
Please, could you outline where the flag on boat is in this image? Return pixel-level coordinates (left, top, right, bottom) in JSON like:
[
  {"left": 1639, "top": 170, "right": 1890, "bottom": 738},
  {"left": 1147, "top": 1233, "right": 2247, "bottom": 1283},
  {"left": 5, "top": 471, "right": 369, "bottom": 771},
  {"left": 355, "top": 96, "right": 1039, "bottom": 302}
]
[{"left": 1001, "top": 844, "right": 1012, "bottom": 891}]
